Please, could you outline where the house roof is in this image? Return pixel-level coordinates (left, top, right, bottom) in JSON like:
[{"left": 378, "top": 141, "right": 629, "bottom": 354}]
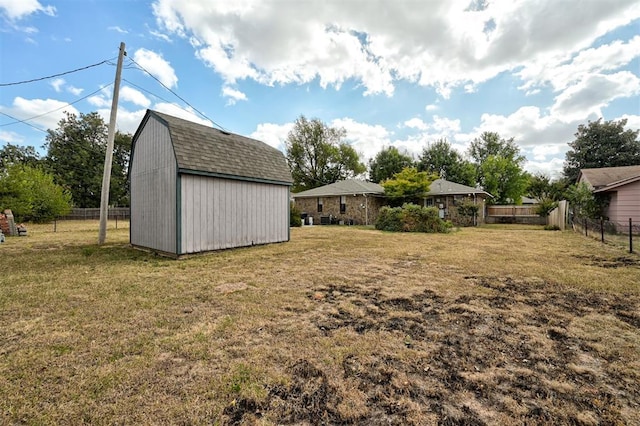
[
  {"left": 426, "top": 179, "right": 492, "bottom": 197},
  {"left": 292, "top": 179, "right": 384, "bottom": 198},
  {"left": 135, "top": 110, "right": 293, "bottom": 185},
  {"left": 578, "top": 165, "right": 640, "bottom": 191}
]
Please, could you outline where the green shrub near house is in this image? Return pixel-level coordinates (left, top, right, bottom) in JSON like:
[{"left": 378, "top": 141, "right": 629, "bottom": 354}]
[
  {"left": 375, "top": 203, "right": 452, "bottom": 233},
  {"left": 290, "top": 202, "right": 302, "bottom": 227}
]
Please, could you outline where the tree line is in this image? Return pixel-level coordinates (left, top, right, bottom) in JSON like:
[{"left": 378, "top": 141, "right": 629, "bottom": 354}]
[
  {"left": 286, "top": 115, "right": 639, "bottom": 219},
  {"left": 0, "top": 112, "right": 131, "bottom": 222},
  {"left": 1, "top": 111, "right": 638, "bottom": 223}
]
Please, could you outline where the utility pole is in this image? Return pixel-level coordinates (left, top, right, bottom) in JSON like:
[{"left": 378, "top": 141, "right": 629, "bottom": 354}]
[{"left": 98, "top": 42, "right": 125, "bottom": 244}]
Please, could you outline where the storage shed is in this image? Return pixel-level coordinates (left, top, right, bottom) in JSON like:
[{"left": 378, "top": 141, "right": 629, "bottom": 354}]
[{"left": 129, "top": 110, "right": 293, "bottom": 256}]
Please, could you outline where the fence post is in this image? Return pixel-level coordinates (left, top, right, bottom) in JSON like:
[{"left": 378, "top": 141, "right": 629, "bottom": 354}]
[
  {"left": 116, "top": 212, "right": 118, "bottom": 230},
  {"left": 584, "top": 218, "right": 588, "bottom": 236},
  {"left": 54, "top": 219, "right": 57, "bottom": 233},
  {"left": 600, "top": 217, "right": 604, "bottom": 243},
  {"left": 630, "top": 218, "right": 633, "bottom": 254}
]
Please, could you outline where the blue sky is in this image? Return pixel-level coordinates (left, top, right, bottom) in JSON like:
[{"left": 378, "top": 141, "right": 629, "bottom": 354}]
[{"left": 1, "top": 0, "right": 639, "bottom": 179}]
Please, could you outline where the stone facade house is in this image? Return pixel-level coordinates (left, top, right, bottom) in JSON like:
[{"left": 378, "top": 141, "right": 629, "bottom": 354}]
[
  {"left": 293, "top": 178, "right": 491, "bottom": 226},
  {"left": 578, "top": 165, "right": 640, "bottom": 228},
  {"left": 423, "top": 179, "right": 492, "bottom": 225},
  {"left": 292, "top": 180, "right": 385, "bottom": 225}
]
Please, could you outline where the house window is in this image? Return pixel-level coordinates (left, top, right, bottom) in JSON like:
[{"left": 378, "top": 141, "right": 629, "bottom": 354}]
[
  {"left": 426, "top": 197, "right": 434, "bottom": 207},
  {"left": 317, "top": 197, "right": 323, "bottom": 213},
  {"left": 340, "top": 195, "right": 346, "bottom": 213}
]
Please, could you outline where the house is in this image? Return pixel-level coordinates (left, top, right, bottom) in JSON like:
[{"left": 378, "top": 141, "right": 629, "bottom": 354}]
[
  {"left": 292, "top": 179, "right": 385, "bottom": 225},
  {"left": 577, "top": 165, "right": 640, "bottom": 227},
  {"left": 129, "top": 110, "right": 292, "bottom": 257},
  {"left": 292, "top": 178, "right": 491, "bottom": 226},
  {"left": 423, "top": 179, "right": 492, "bottom": 225}
]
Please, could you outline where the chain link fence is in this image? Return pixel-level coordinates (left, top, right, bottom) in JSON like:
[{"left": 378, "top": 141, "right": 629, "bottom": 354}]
[{"left": 572, "top": 216, "right": 638, "bottom": 253}]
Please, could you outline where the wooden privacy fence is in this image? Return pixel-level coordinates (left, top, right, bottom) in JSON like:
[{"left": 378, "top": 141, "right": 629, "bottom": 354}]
[
  {"left": 57, "top": 208, "right": 130, "bottom": 220},
  {"left": 487, "top": 205, "right": 537, "bottom": 216},
  {"left": 486, "top": 205, "right": 545, "bottom": 224},
  {"left": 547, "top": 200, "right": 568, "bottom": 230}
]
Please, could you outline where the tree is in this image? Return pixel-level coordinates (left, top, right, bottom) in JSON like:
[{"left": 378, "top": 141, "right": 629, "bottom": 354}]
[
  {"left": 481, "top": 155, "right": 529, "bottom": 205},
  {"left": 368, "top": 146, "right": 414, "bottom": 183},
  {"left": 0, "top": 143, "right": 41, "bottom": 170},
  {"left": 0, "top": 164, "right": 72, "bottom": 222},
  {"left": 417, "top": 139, "right": 476, "bottom": 186},
  {"left": 563, "top": 118, "right": 640, "bottom": 183},
  {"left": 565, "top": 182, "right": 605, "bottom": 220},
  {"left": 285, "top": 115, "right": 365, "bottom": 192},
  {"left": 381, "top": 167, "right": 437, "bottom": 205},
  {"left": 468, "top": 131, "right": 528, "bottom": 204},
  {"left": 526, "top": 173, "right": 567, "bottom": 217},
  {"left": 44, "top": 112, "right": 132, "bottom": 207}
]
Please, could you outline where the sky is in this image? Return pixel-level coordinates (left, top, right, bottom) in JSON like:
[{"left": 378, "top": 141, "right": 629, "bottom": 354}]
[{"left": 1, "top": 0, "right": 639, "bottom": 179}]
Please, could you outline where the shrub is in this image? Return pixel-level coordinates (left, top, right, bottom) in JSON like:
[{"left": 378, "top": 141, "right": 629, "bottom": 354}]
[
  {"left": 544, "top": 224, "right": 561, "bottom": 231},
  {"left": 375, "top": 203, "right": 451, "bottom": 233},
  {"left": 290, "top": 202, "right": 302, "bottom": 227}
]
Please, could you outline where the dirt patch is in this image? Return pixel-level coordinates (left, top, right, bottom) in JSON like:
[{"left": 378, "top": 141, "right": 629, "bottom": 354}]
[
  {"left": 224, "top": 277, "right": 640, "bottom": 425},
  {"left": 573, "top": 254, "right": 640, "bottom": 268}
]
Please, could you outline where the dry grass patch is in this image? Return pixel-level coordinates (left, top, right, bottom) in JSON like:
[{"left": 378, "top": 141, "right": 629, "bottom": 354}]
[{"left": 1, "top": 222, "right": 639, "bottom": 424}]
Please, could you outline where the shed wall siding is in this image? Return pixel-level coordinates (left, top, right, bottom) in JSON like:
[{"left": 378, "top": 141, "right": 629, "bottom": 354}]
[
  {"left": 180, "top": 175, "right": 289, "bottom": 254},
  {"left": 606, "top": 180, "right": 640, "bottom": 224},
  {"left": 130, "top": 116, "right": 177, "bottom": 253}
]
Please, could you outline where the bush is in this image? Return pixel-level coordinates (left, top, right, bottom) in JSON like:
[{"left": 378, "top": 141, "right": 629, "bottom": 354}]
[
  {"left": 290, "top": 202, "right": 302, "bottom": 227},
  {"left": 375, "top": 203, "right": 451, "bottom": 233},
  {"left": 544, "top": 224, "right": 561, "bottom": 231}
]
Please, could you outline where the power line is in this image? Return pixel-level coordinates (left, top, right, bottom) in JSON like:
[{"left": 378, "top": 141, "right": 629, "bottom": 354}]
[
  {"left": 126, "top": 57, "right": 228, "bottom": 131},
  {"left": 0, "top": 84, "right": 112, "bottom": 128},
  {"left": 0, "top": 58, "right": 116, "bottom": 87},
  {"left": 0, "top": 112, "right": 47, "bottom": 133}
]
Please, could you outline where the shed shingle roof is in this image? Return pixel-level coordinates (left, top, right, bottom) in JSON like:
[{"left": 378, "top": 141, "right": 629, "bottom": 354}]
[
  {"left": 578, "top": 165, "right": 640, "bottom": 190},
  {"left": 292, "top": 179, "right": 384, "bottom": 197},
  {"left": 141, "top": 110, "right": 292, "bottom": 185}
]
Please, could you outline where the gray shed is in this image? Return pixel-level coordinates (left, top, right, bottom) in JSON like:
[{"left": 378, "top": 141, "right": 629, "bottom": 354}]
[{"left": 129, "top": 110, "right": 292, "bottom": 256}]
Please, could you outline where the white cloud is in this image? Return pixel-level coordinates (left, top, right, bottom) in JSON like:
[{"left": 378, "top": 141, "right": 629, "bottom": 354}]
[
  {"left": 149, "top": 29, "right": 172, "bottom": 42},
  {"left": 425, "top": 104, "right": 438, "bottom": 112},
  {"left": 95, "top": 107, "right": 146, "bottom": 135},
  {"left": 331, "top": 117, "right": 392, "bottom": 161},
  {"left": 0, "top": 0, "right": 55, "bottom": 20},
  {"left": 0, "top": 97, "right": 79, "bottom": 130},
  {"left": 67, "top": 86, "right": 83, "bottom": 96},
  {"left": 250, "top": 122, "right": 293, "bottom": 150},
  {"left": 120, "top": 86, "right": 151, "bottom": 108},
  {"left": 0, "top": 130, "right": 25, "bottom": 144},
  {"left": 151, "top": 0, "right": 640, "bottom": 98},
  {"left": 551, "top": 72, "right": 640, "bottom": 122},
  {"left": 132, "top": 48, "right": 178, "bottom": 89},
  {"left": 221, "top": 86, "right": 248, "bottom": 105},
  {"left": 153, "top": 102, "right": 211, "bottom": 126},
  {"left": 618, "top": 114, "right": 640, "bottom": 131},
  {"left": 108, "top": 25, "right": 128, "bottom": 34},
  {"left": 404, "top": 117, "right": 428, "bottom": 131},
  {"left": 50, "top": 78, "right": 64, "bottom": 92}
]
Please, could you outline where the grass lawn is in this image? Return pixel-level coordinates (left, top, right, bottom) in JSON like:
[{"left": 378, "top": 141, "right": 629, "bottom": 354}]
[{"left": 1, "top": 221, "right": 639, "bottom": 425}]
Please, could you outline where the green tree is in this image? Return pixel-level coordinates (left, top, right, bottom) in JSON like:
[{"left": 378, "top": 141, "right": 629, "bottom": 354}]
[
  {"left": 526, "top": 173, "right": 567, "bottom": 217},
  {"left": 0, "top": 143, "right": 41, "bottom": 170},
  {"left": 418, "top": 139, "right": 476, "bottom": 186},
  {"left": 381, "top": 167, "right": 437, "bottom": 205},
  {"left": 481, "top": 155, "right": 529, "bottom": 205},
  {"left": 566, "top": 182, "right": 604, "bottom": 219},
  {"left": 44, "top": 112, "right": 131, "bottom": 207},
  {"left": 285, "top": 115, "right": 365, "bottom": 192},
  {"left": 468, "top": 132, "right": 528, "bottom": 204},
  {"left": 563, "top": 118, "right": 640, "bottom": 183},
  {"left": 368, "top": 146, "right": 414, "bottom": 183},
  {"left": 0, "top": 164, "right": 72, "bottom": 222}
]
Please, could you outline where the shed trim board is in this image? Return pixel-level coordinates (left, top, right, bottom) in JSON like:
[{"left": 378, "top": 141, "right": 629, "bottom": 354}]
[{"left": 179, "top": 168, "right": 292, "bottom": 187}]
